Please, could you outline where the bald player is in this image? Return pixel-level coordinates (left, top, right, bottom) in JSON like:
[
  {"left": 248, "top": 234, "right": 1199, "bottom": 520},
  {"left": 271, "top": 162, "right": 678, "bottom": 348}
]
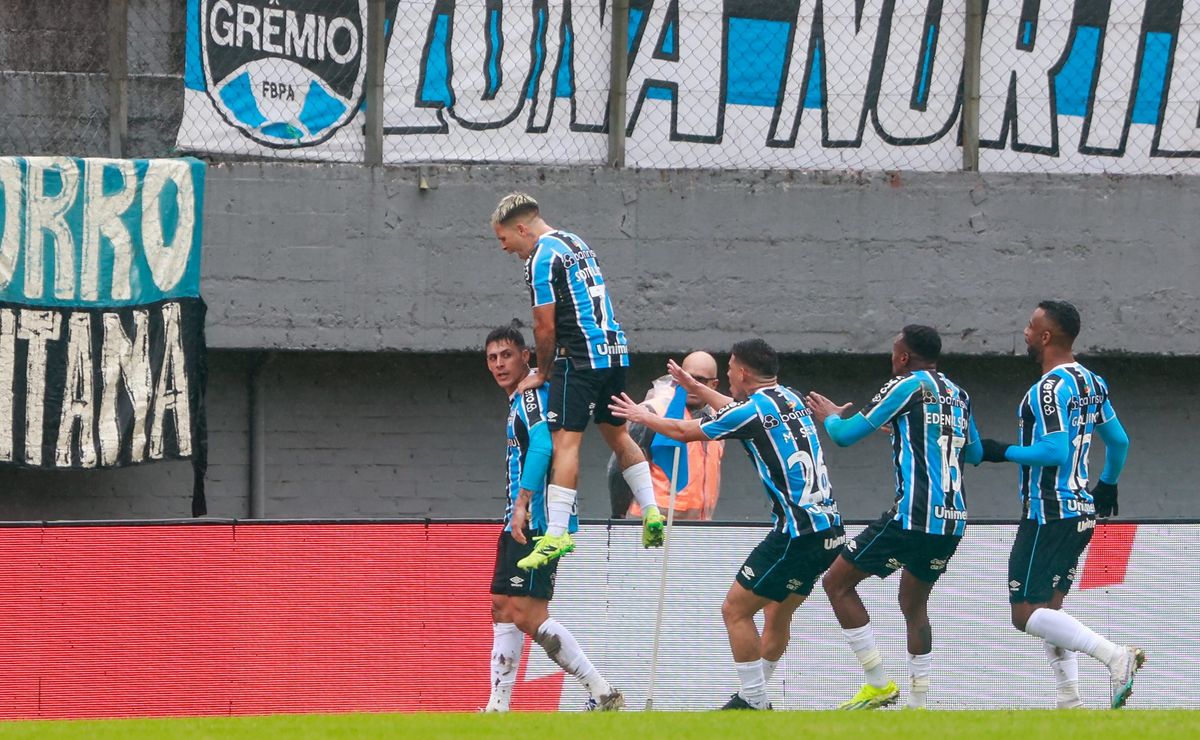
[{"left": 608, "top": 351, "right": 726, "bottom": 520}]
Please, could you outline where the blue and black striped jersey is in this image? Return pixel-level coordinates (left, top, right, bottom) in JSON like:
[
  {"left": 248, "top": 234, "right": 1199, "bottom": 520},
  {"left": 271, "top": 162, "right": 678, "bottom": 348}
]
[
  {"left": 700, "top": 386, "right": 840, "bottom": 537},
  {"left": 525, "top": 230, "right": 629, "bottom": 369},
  {"left": 1018, "top": 362, "right": 1115, "bottom": 523},
  {"left": 504, "top": 384, "right": 553, "bottom": 532},
  {"left": 861, "top": 371, "right": 978, "bottom": 536}
]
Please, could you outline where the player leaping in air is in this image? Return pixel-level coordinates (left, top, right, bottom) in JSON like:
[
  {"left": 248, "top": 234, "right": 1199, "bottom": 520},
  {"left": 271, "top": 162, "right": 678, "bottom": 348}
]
[{"left": 491, "top": 193, "right": 666, "bottom": 571}]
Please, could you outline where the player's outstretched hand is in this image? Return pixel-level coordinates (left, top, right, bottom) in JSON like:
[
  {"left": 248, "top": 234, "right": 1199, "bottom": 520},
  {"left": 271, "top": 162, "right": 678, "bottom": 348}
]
[
  {"left": 804, "top": 391, "right": 852, "bottom": 424},
  {"left": 509, "top": 504, "right": 529, "bottom": 544},
  {"left": 666, "top": 358, "right": 698, "bottom": 390},
  {"left": 1091, "top": 480, "right": 1119, "bottom": 518},
  {"left": 609, "top": 392, "right": 650, "bottom": 425},
  {"left": 517, "top": 370, "right": 546, "bottom": 393},
  {"left": 979, "top": 438, "right": 1010, "bottom": 463}
]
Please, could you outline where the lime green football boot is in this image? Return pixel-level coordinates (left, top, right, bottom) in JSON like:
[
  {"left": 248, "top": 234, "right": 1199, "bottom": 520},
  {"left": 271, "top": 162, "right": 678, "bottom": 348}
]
[
  {"left": 642, "top": 507, "right": 666, "bottom": 548},
  {"left": 838, "top": 681, "right": 900, "bottom": 710},
  {"left": 516, "top": 533, "right": 575, "bottom": 571}
]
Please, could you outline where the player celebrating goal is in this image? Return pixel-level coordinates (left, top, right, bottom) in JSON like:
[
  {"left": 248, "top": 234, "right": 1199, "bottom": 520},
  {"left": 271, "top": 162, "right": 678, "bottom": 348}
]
[
  {"left": 482, "top": 326, "right": 623, "bottom": 712},
  {"left": 610, "top": 340, "right": 845, "bottom": 711},
  {"left": 806, "top": 325, "right": 982, "bottom": 710},
  {"left": 491, "top": 193, "right": 665, "bottom": 570},
  {"left": 977, "top": 300, "right": 1141, "bottom": 709}
]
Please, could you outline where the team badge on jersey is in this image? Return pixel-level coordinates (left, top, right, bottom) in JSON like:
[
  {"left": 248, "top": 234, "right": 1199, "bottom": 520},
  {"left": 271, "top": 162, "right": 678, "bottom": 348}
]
[{"left": 200, "top": 0, "right": 367, "bottom": 147}]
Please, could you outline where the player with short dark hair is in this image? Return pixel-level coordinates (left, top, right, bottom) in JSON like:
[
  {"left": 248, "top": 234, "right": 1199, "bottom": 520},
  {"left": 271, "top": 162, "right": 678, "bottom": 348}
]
[
  {"left": 806, "top": 325, "right": 982, "bottom": 710},
  {"left": 609, "top": 339, "right": 845, "bottom": 711},
  {"left": 491, "top": 193, "right": 666, "bottom": 570},
  {"left": 977, "top": 301, "right": 1140, "bottom": 709},
  {"left": 482, "top": 327, "right": 623, "bottom": 712}
]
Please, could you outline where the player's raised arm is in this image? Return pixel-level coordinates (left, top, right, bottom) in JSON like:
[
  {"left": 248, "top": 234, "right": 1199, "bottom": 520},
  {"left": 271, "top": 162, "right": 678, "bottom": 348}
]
[
  {"left": 668, "top": 358, "right": 733, "bottom": 410},
  {"left": 521, "top": 304, "right": 556, "bottom": 391},
  {"left": 608, "top": 393, "right": 708, "bottom": 442},
  {"left": 804, "top": 391, "right": 870, "bottom": 447}
]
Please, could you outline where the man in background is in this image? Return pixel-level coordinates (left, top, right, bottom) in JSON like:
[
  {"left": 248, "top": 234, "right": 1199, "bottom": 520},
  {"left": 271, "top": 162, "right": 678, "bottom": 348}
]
[{"left": 608, "top": 351, "right": 725, "bottom": 521}]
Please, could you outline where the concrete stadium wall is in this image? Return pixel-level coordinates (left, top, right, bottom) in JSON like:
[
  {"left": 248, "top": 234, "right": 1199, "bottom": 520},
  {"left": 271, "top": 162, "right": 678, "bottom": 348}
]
[
  {"left": 0, "top": 0, "right": 183, "bottom": 158},
  {"left": 3, "top": 2, "right": 1197, "bottom": 522},
  {"left": 201, "top": 164, "right": 1200, "bottom": 356},
  {"left": 0, "top": 351, "right": 1194, "bottom": 522}
]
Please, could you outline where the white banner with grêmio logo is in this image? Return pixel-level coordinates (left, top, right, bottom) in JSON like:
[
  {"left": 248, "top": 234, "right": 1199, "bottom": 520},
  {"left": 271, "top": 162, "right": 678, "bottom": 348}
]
[{"left": 177, "top": 1, "right": 1200, "bottom": 173}]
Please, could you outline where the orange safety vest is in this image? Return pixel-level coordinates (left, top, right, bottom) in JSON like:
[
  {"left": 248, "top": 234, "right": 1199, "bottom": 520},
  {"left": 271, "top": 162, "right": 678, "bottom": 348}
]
[{"left": 629, "top": 407, "right": 724, "bottom": 520}]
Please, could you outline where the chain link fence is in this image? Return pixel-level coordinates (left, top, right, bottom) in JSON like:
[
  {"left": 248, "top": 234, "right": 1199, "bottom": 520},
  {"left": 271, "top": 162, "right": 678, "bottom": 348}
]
[
  {"left": 0, "top": 1, "right": 112, "bottom": 157},
  {"left": 976, "top": 0, "right": 1199, "bottom": 174},
  {"left": 2, "top": 0, "right": 1198, "bottom": 174}
]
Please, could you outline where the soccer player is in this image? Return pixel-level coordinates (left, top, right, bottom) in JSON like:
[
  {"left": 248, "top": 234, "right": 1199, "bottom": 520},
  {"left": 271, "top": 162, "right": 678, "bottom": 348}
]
[
  {"left": 609, "top": 339, "right": 845, "bottom": 710},
  {"left": 977, "top": 300, "right": 1140, "bottom": 709},
  {"left": 483, "top": 326, "right": 623, "bottom": 712},
  {"left": 805, "top": 325, "right": 982, "bottom": 710},
  {"left": 491, "top": 193, "right": 665, "bottom": 570}
]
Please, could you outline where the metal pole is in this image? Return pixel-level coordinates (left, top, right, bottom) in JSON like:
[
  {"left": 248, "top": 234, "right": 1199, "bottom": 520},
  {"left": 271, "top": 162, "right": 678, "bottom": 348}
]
[
  {"left": 607, "top": 0, "right": 630, "bottom": 167},
  {"left": 364, "top": 0, "right": 387, "bottom": 166},
  {"left": 108, "top": 0, "right": 129, "bottom": 157},
  {"left": 962, "top": 0, "right": 983, "bottom": 172},
  {"left": 248, "top": 353, "right": 274, "bottom": 519},
  {"left": 644, "top": 446, "right": 680, "bottom": 711}
]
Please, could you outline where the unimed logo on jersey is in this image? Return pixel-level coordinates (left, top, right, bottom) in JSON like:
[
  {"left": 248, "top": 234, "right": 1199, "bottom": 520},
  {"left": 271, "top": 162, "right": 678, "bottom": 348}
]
[{"left": 201, "top": 0, "right": 367, "bottom": 147}]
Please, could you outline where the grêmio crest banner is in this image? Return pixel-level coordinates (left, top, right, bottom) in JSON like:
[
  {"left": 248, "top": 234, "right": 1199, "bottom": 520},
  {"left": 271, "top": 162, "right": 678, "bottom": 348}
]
[
  {"left": 0, "top": 158, "right": 209, "bottom": 516},
  {"left": 177, "top": 0, "right": 1200, "bottom": 173}
]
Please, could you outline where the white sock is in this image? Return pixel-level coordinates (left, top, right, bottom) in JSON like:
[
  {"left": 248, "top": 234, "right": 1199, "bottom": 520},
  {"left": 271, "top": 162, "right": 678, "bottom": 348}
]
[
  {"left": 622, "top": 462, "right": 659, "bottom": 514},
  {"left": 735, "top": 659, "right": 769, "bottom": 708},
  {"left": 486, "top": 623, "right": 524, "bottom": 711},
  {"left": 907, "top": 652, "right": 932, "bottom": 708},
  {"left": 534, "top": 618, "right": 611, "bottom": 700},
  {"left": 1044, "top": 640, "right": 1082, "bottom": 708},
  {"left": 1024, "top": 608, "right": 1121, "bottom": 666},
  {"left": 545, "top": 485, "right": 577, "bottom": 537},
  {"left": 762, "top": 658, "right": 779, "bottom": 684},
  {"left": 842, "top": 625, "right": 889, "bottom": 688}
]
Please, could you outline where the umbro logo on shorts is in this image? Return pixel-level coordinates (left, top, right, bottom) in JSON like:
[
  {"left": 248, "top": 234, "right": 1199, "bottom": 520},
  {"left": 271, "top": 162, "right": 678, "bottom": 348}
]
[
  {"left": 929, "top": 558, "right": 947, "bottom": 571},
  {"left": 885, "top": 558, "right": 902, "bottom": 570},
  {"left": 546, "top": 412, "right": 559, "bottom": 421},
  {"left": 786, "top": 579, "right": 803, "bottom": 591},
  {"left": 1009, "top": 580, "right": 1021, "bottom": 591},
  {"left": 510, "top": 576, "right": 525, "bottom": 587},
  {"left": 741, "top": 565, "right": 756, "bottom": 579}
]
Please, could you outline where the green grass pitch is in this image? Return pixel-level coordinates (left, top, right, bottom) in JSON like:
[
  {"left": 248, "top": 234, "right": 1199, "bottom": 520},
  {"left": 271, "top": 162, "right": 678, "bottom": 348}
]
[{"left": 0, "top": 711, "right": 1198, "bottom": 739}]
